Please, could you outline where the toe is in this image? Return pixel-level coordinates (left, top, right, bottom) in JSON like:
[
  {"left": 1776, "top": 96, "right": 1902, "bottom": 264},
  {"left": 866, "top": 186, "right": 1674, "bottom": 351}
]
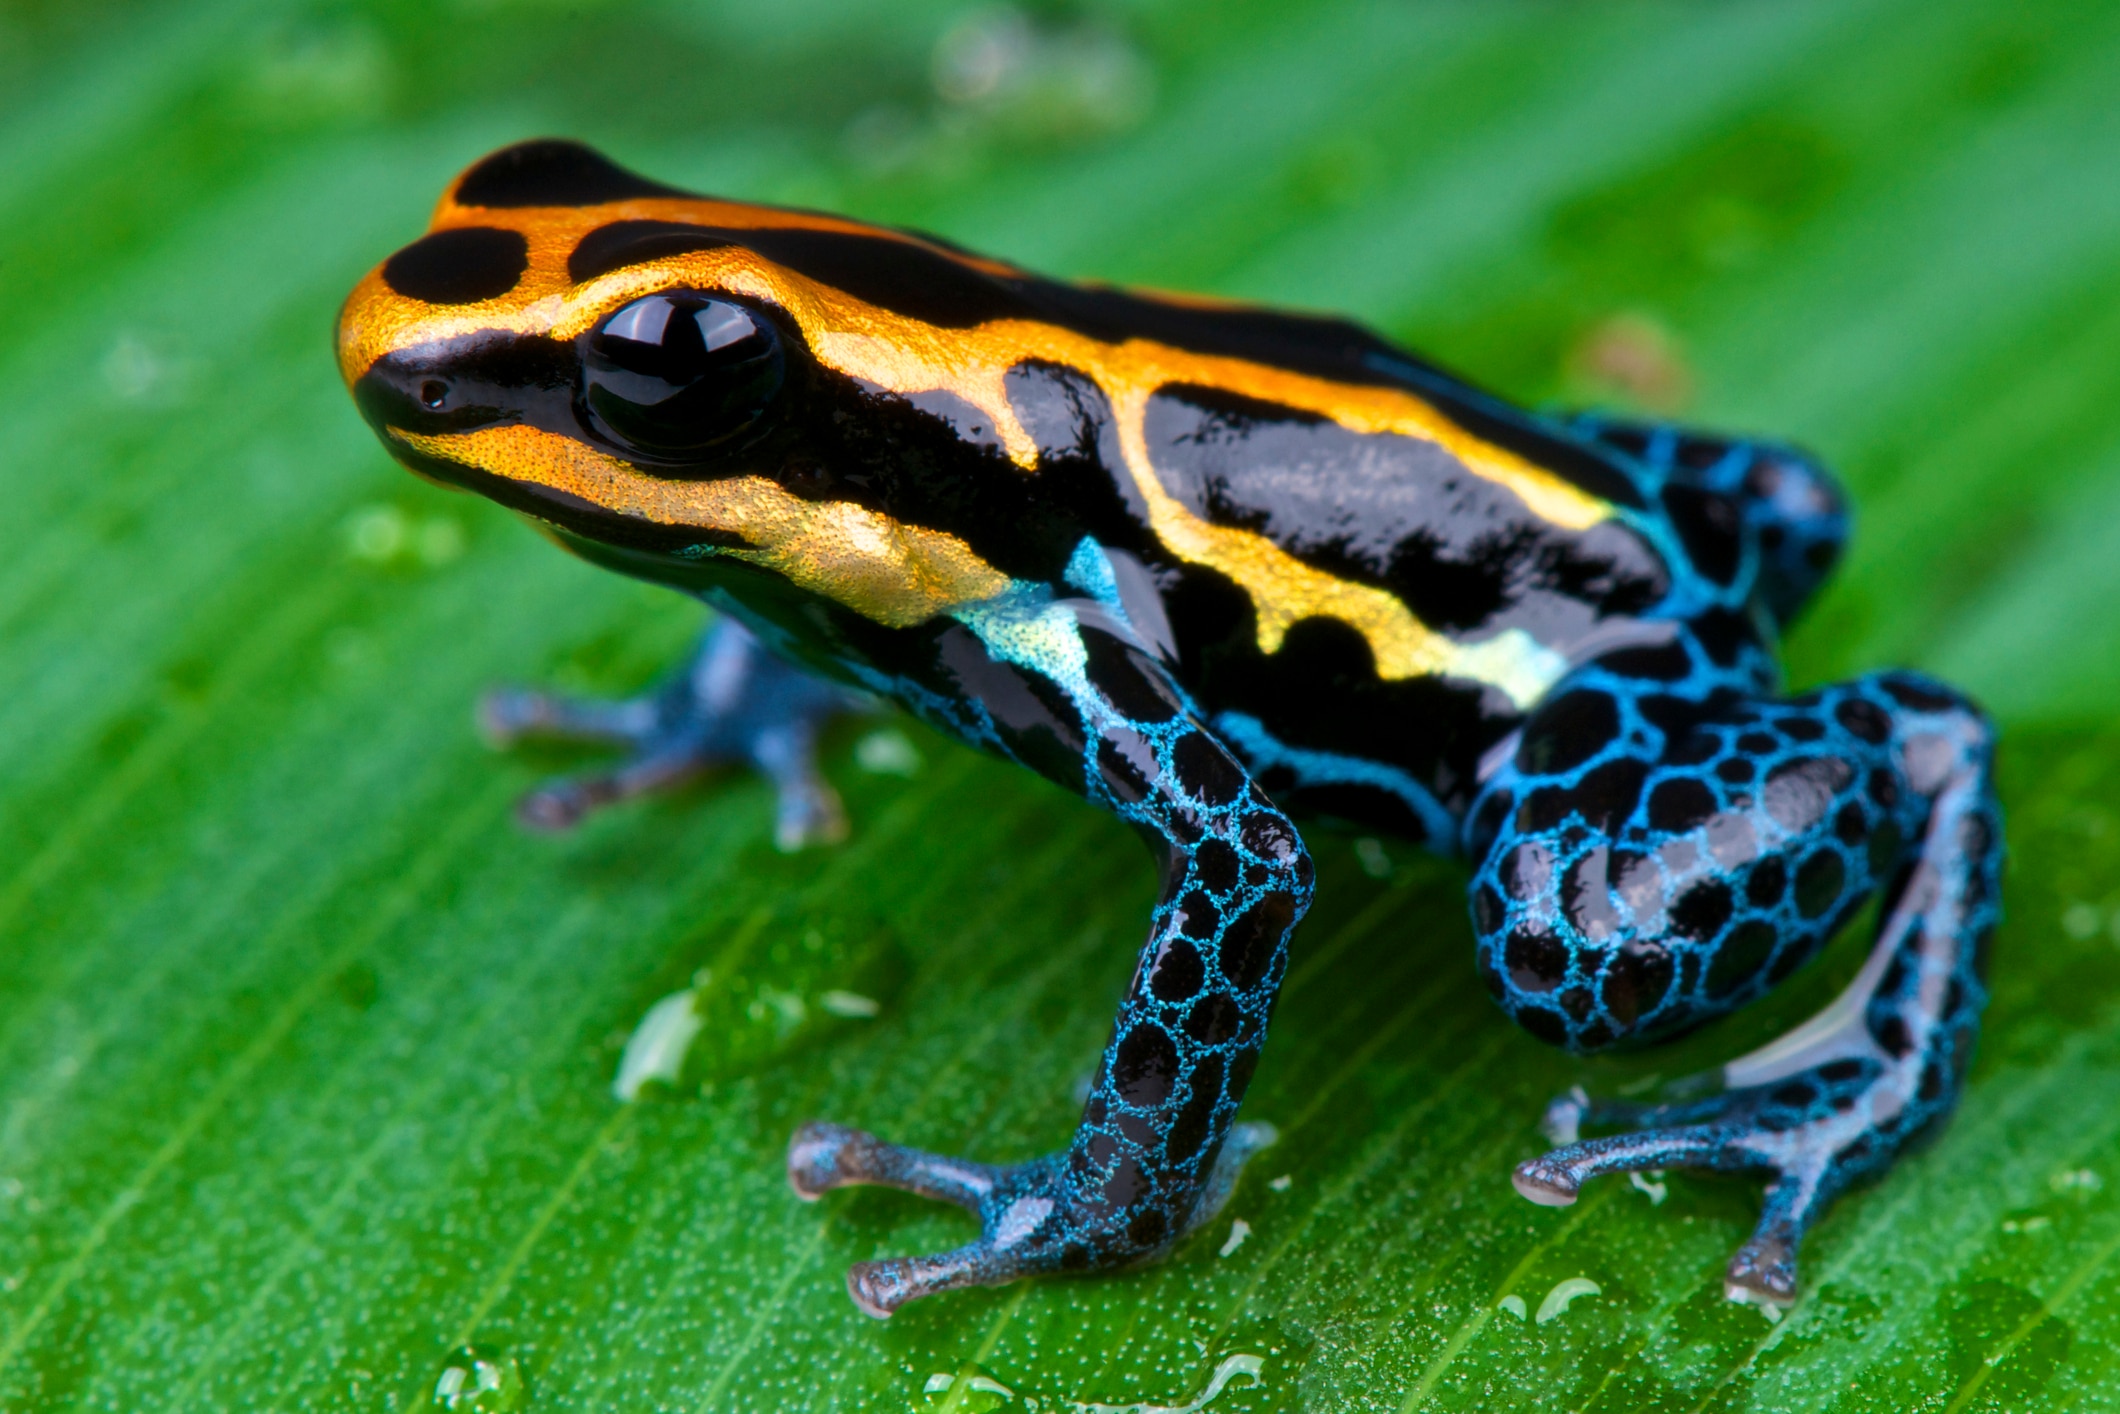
[
  {"left": 1513, "top": 1157, "right": 1581, "bottom": 1207},
  {"left": 1725, "top": 1232, "right": 1799, "bottom": 1306}
]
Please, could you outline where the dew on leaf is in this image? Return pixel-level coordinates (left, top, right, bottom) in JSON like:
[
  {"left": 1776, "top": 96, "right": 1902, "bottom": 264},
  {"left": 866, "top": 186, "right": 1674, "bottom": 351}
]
[{"left": 429, "top": 1345, "right": 526, "bottom": 1412}]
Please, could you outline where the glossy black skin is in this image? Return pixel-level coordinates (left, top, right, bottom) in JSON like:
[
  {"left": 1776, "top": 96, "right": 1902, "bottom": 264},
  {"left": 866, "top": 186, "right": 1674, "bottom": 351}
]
[
  {"left": 357, "top": 263, "right": 1705, "bottom": 845},
  {"left": 348, "top": 141, "right": 1999, "bottom": 1316}
]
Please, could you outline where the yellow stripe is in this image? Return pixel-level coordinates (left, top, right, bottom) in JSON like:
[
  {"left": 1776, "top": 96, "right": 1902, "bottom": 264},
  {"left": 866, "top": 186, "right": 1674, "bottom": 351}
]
[
  {"left": 394, "top": 426, "right": 1011, "bottom": 628},
  {"left": 346, "top": 208, "right": 1605, "bottom": 703}
]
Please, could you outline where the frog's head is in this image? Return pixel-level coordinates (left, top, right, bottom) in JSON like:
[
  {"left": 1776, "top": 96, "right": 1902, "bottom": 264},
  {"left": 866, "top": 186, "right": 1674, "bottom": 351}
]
[{"left": 337, "top": 139, "right": 1029, "bottom": 626}]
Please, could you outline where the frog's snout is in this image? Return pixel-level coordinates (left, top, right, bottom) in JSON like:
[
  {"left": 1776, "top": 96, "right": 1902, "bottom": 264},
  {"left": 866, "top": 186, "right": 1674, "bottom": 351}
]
[
  {"left": 354, "top": 348, "right": 500, "bottom": 442},
  {"left": 350, "top": 335, "right": 581, "bottom": 446}
]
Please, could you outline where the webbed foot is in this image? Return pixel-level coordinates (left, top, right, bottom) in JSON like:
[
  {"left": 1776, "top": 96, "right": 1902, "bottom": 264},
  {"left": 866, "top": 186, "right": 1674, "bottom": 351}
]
[
  {"left": 480, "top": 618, "right": 864, "bottom": 848},
  {"left": 787, "top": 1119, "right": 1275, "bottom": 1317}
]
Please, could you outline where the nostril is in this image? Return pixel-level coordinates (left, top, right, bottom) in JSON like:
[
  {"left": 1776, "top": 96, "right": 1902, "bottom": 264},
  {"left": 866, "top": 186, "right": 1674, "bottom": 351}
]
[{"left": 419, "top": 380, "right": 449, "bottom": 410}]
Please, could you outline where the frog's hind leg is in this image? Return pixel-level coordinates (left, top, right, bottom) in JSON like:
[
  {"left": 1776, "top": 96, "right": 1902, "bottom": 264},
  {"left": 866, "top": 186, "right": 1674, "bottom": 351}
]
[
  {"left": 1472, "top": 643, "right": 2000, "bottom": 1304},
  {"left": 1569, "top": 413, "right": 1848, "bottom": 629},
  {"left": 480, "top": 616, "right": 865, "bottom": 849}
]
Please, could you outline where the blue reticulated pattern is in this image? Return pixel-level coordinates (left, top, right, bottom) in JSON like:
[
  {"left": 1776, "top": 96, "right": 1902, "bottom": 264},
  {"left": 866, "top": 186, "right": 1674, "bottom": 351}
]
[
  {"left": 790, "top": 578, "right": 1314, "bottom": 1316},
  {"left": 1467, "top": 594, "right": 2001, "bottom": 1299}
]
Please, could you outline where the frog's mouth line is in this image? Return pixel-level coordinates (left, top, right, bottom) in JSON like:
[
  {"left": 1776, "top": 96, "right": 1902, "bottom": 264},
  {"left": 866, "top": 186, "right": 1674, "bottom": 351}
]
[
  {"left": 380, "top": 426, "right": 748, "bottom": 556},
  {"left": 388, "top": 422, "right": 1016, "bottom": 630}
]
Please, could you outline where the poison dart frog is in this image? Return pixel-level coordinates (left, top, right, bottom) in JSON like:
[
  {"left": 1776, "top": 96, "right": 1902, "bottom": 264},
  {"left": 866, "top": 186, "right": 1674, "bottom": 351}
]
[{"left": 337, "top": 140, "right": 2002, "bottom": 1318}]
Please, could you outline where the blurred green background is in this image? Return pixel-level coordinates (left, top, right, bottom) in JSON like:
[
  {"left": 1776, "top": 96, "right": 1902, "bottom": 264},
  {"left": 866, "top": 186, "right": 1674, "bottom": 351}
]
[{"left": 4, "top": 0, "right": 2120, "bottom": 1409}]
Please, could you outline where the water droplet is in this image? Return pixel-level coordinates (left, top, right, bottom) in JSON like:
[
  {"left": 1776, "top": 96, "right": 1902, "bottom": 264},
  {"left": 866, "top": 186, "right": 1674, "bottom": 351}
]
[
  {"left": 1217, "top": 1218, "right": 1251, "bottom": 1257},
  {"left": 612, "top": 908, "right": 908, "bottom": 1092},
  {"left": 1071, "top": 1352, "right": 1266, "bottom": 1413},
  {"left": 818, "top": 989, "right": 880, "bottom": 1018},
  {"left": 854, "top": 728, "right": 923, "bottom": 776},
  {"left": 428, "top": 1345, "right": 525, "bottom": 1412},
  {"left": 917, "top": 1364, "right": 1022, "bottom": 1411},
  {"left": 613, "top": 988, "right": 703, "bottom": 1102},
  {"left": 345, "top": 504, "right": 406, "bottom": 562},
  {"left": 1535, "top": 1276, "right": 1601, "bottom": 1323}
]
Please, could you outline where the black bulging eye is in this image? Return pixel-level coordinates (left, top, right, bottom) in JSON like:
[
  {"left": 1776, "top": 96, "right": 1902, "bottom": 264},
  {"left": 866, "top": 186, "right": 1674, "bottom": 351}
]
[
  {"left": 419, "top": 380, "right": 449, "bottom": 409},
  {"left": 579, "top": 293, "right": 783, "bottom": 461}
]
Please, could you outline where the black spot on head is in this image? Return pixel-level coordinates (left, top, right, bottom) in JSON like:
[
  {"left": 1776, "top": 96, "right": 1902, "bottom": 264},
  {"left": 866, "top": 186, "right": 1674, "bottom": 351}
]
[
  {"left": 569, "top": 219, "right": 732, "bottom": 282},
  {"left": 1716, "top": 756, "right": 1755, "bottom": 784},
  {"left": 381, "top": 227, "right": 528, "bottom": 305},
  {"left": 455, "top": 139, "right": 690, "bottom": 209},
  {"left": 749, "top": 227, "right": 1029, "bottom": 327}
]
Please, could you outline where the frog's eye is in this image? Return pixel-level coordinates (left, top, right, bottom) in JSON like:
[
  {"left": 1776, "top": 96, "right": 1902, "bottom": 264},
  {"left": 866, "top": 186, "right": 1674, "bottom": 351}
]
[{"left": 579, "top": 293, "right": 784, "bottom": 461}]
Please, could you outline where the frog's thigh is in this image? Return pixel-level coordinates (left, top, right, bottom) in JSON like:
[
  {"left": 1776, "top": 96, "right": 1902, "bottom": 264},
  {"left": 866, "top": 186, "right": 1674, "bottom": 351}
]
[
  {"left": 1468, "top": 651, "right": 1903, "bottom": 1050},
  {"left": 1471, "top": 651, "right": 2000, "bottom": 1302}
]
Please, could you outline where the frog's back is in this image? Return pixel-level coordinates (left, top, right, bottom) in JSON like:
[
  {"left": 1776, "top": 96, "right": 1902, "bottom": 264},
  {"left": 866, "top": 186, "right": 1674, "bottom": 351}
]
[{"left": 971, "top": 278, "right": 1691, "bottom": 832}]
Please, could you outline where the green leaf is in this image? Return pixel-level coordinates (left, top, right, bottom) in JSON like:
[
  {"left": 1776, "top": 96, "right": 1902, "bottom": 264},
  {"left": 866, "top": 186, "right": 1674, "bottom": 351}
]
[{"left": 4, "top": 1, "right": 2118, "bottom": 1409}]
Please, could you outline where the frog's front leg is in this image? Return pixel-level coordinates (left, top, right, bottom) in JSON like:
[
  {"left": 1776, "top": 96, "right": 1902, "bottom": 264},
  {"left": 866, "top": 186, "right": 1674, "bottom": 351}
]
[
  {"left": 788, "top": 596, "right": 1313, "bottom": 1317},
  {"left": 479, "top": 616, "right": 864, "bottom": 849},
  {"left": 1470, "top": 632, "right": 2000, "bottom": 1303}
]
